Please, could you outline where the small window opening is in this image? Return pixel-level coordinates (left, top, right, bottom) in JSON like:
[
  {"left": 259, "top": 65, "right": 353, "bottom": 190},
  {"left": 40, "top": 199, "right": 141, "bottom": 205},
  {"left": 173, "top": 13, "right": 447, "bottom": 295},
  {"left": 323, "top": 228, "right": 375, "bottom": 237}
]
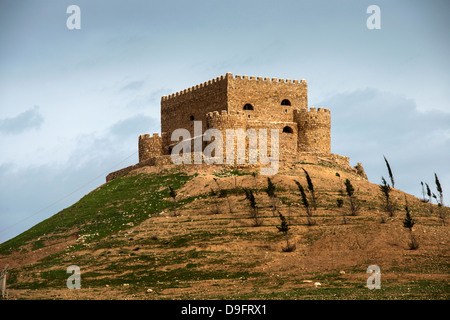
[
  {"left": 283, "top": 126, "right": 293, "bottom": 133},
  {"left": 281, "top": 99, "right": 291, "bottom": 106},
  {"left": 243, "top": 103, "right": 254, "bottom": 111},
  {"left": 190, "top": 115, "right": 195, "bottom": 121}
]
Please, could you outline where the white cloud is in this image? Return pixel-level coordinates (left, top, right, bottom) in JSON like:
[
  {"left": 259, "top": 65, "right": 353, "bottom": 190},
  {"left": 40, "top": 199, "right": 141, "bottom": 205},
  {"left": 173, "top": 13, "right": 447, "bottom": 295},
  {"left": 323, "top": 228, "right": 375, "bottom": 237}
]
[{"left": 0, "top": 106, "right": 44, "bottom": 134}]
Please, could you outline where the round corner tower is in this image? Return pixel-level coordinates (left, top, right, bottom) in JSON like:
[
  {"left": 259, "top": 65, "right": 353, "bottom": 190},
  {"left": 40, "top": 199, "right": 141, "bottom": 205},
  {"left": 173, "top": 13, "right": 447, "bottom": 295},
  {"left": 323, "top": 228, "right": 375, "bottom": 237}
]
[
  {"left": 206, "top": 109, "right": 247, "bottom": 131},
  {"left": 138, "top": 133, "right": 163, "bottom": 162},
  {"left": 294, "top": 107, "right": 331, "bottom": 153}
]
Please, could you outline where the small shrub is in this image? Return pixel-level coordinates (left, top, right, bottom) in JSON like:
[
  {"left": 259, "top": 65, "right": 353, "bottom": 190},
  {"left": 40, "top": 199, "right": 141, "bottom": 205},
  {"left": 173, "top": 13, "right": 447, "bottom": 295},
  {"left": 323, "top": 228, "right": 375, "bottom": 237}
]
[
  {"left": 169, "top": 186, "right": 178, "bottom": 216},
  {"left": 218, "top": 189, "right": 227, "bottom": 198},
  {"left": 277, "top": 212, "right": 295, "bottom": 252},
  {"left": 403, "top": 197, "right": 419, "bottom": 250},
  {"left": 282, "top": 243, "right": 297, "bottom": 252},
  {"left": 336, "top": 172, "right": 344, "bottom": 195},
  {"left": 244, "top": 188, "right": 263, "bottom": 226},
  {"left": 265, "top": 178, "right": 278, "bottom": 216},
  {"left": 213, "top": 178, "right": 233, "bottom": 213},
  {"left": 345, "top": 179, "right": 359, "bottom": 216},
  {"left": 208, "top": 189, "right": 220, "bottom": 214}
]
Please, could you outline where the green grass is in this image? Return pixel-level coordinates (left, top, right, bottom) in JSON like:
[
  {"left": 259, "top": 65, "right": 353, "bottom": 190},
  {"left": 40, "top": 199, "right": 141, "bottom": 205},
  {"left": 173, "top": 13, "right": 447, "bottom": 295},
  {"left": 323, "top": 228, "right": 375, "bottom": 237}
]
[
  {"left": 31, "top": 239, "right": 45, "bottom": 251},
  {"left": 213, "top": 168, "right": 253, "bottom": 177},
  {"left": 2, "top": 167, "right": 449, "bottom": 300},
  {"left": 83, "top": 268, "right": 262, "bottom": 290},
  {"left": 0, "top": 170, "right": 196, "bottom": 255},
  {"left": 209, "top": 276, "right": 449, "bottom": 300}
]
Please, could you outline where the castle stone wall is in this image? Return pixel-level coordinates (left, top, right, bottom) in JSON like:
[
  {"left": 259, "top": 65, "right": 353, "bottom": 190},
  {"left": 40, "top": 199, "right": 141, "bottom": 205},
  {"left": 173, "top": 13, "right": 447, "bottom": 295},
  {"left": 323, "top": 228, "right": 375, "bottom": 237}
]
[
  {"left": 246, "top": 120, "right": 298, "bottom": 154},
  {"left": 204, "top": 110, "right": 298, "bottom": 162},
  {"left": 227, "top": 74, "right": 307, "bottom": 122},
  {"left": 139, "top": 73, "right": 330, "bottom": 166},
  {"left": 161, "top": 75, "right": 229, "bottom": 151},
  {"left": 138, "top": 133, "right": 163, "bottom": 162}
]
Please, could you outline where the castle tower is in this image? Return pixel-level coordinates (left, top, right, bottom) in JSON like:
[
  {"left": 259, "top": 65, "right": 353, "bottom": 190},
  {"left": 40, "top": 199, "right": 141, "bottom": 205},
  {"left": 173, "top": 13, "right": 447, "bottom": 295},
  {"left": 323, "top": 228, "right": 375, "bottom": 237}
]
[
  {"left": 206, "top": 110, "right": 248, "bottom": 163},
  {"left": 294, "top": 107, "right": 331, "bottom": 153},
  {"left": 206, "top": 110, "right": 247, "bottom": 131},
  {"left": 138, "top": 133, "right": 163, "bottom": 162},
  {"left": 137, "top": 73, "right": 331, "bottom": 163}
]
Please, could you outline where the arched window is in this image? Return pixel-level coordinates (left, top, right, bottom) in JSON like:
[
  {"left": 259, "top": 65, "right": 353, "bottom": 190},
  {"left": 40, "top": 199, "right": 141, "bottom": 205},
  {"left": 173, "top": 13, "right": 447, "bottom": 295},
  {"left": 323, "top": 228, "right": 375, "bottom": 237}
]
[
  {"left": 281, "top": 99, "right": 291, "bottom": 106},
  {"left": 282, "top": 126, "right": 293, "bottom": 133},
  {"left": 190, "top": 115, "right": 195, "bottom": 121},
  {"left": 243, "top": 103, "right": 254, "bottom": 111}
]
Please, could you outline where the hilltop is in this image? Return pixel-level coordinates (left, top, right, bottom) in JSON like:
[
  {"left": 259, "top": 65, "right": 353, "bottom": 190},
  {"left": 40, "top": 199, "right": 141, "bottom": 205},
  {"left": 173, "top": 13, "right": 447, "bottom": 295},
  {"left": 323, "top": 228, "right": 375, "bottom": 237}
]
[{"left": 0, "top": 160, "right": 449, "bottom": 300}]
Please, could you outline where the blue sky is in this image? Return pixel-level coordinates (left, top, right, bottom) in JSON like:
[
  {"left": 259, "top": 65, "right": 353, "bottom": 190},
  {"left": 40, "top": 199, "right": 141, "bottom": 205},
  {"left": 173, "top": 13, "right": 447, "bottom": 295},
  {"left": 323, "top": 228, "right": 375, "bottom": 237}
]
[{"left": 0, "top": 0, "right": 449, "bottom": 243}]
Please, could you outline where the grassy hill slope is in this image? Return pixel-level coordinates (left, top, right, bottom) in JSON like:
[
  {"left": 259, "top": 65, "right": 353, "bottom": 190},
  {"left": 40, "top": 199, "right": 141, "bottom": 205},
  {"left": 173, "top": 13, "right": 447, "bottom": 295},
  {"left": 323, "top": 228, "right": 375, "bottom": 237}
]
[{"left": 0, "top": 162, "right": 449, "bottom": 300}]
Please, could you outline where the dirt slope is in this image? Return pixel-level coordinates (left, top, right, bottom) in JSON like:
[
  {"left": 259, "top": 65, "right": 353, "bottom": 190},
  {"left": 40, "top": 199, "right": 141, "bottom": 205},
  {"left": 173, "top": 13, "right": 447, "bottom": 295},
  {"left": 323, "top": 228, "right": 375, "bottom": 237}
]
[{"left": 1, "top": 162, "right": 449, "bottom": 300}]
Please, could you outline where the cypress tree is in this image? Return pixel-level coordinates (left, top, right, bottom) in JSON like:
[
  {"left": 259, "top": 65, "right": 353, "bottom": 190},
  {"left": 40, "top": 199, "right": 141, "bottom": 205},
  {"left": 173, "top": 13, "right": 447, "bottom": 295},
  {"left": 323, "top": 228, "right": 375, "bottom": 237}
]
[
  {"left": 302, "top": 168, "right": 317, "bottom": 210},
  {"left": 384, "top": 156, "right": 395, "bottom": 188},
  {"left": 403, "top": 196, "right": 418, "bottom": 249},
  {"left": 345, "top": 179, "right": 358, "bottom": 215}
]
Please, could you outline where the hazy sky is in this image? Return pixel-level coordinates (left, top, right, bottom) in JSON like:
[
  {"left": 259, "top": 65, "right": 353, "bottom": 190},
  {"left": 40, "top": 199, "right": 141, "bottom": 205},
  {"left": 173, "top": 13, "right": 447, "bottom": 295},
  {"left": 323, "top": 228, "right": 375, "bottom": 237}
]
[{"left": 1, "top": 0, "right": 449, "bottom": 243}]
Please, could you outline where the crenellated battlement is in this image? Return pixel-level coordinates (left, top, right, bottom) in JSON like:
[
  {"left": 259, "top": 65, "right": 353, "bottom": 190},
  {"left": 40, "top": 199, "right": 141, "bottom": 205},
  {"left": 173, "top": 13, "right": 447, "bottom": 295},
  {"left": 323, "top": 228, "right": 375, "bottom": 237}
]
[
  {"left": 232, "top": 73, "right": 307, "bottom": 85},
  {"left": 294, "top": 107, "right": 330, "bottom": 122},
  {"left": 294, "top": 107, "right": 331, "bottom": 153},
  {"left": 294, "top": 106, "right": 330, "bottom": 114},
  {"left": 139, "top": 132, "right": 162, "bottom": 140},
  {"left": 312, "top": 107, "right": 330, "bottom": 113},
  {"left": 161, "top": 73, "right": 308, "bottom": 102},
  {"left": 206, "top": 109, "right": 248, "bottom": 131},
  {"left": 161, "top": 74, "right": 228, "bottom": 101},
  {"left": 138, "top": 132, "right": 164, "bottom": 162},
  {"left": 206, "top": 109, "right": 246, "bottom": 121}
]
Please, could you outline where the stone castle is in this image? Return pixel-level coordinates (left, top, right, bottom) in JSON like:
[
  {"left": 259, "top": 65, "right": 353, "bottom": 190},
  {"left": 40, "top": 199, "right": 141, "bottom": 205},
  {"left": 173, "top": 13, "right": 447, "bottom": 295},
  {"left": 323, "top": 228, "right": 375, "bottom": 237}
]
[{"left": 107, "top": 73, "right": 356, "bottom": 181}]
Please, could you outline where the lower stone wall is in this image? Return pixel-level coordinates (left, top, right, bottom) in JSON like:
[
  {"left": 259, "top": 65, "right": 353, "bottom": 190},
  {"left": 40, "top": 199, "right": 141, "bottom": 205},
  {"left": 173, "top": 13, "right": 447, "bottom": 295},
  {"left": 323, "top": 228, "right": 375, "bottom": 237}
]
[
  {"left": 106, "top": 156, "right": 173, "bottom": 182},
  {"left": 106, "top": 151, "right": 353, "bottom": 182},
  {"left": 277, "top": 152, "right": 348, "bottom": 167}
]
